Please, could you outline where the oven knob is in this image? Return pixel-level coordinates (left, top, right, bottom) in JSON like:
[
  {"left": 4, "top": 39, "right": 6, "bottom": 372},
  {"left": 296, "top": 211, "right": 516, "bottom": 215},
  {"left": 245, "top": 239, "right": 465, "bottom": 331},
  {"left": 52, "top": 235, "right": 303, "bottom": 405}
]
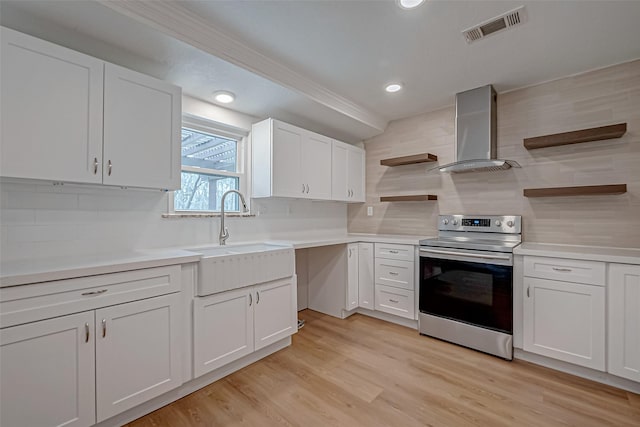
[
  {"left": 507, "top": 220, "right": 515, "bottom": 227},
  {"left": 495, "top": 220, "right": 502, "bottom": 227},
  {"left": 442, "top": 218, "right": 449, "bottom": 225},
  {"left": 452, "top": 219, "right": 458, "bottom": 225}
]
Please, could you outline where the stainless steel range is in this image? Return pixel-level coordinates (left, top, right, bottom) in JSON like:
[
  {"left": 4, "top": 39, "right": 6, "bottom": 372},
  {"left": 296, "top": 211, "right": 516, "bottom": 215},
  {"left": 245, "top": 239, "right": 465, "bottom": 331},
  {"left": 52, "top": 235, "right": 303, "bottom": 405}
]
[{"left": 418, "top": 214, "right": 522, "bottom": 360}]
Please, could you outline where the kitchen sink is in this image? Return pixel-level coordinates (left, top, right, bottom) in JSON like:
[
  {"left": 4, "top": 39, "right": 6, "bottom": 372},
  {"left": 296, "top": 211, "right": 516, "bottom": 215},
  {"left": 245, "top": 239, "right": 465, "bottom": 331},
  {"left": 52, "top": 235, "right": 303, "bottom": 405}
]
[{"left": 187, "top": 243, "right": 295, "bottom": 296}]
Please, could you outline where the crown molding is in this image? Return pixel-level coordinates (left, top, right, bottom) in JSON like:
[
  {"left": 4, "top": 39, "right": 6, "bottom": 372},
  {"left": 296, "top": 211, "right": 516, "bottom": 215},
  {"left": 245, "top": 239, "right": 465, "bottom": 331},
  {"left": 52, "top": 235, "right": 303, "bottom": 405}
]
[{"left": 99, "top": 0, "right": 387, "bottom": 133}]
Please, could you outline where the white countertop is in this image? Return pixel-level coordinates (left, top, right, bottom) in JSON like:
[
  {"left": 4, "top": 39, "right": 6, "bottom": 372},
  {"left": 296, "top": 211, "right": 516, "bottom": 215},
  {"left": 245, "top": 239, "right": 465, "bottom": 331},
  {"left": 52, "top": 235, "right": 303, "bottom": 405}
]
[
  {"left": 0, "top": 249, "right": 201, "bottom": 287},
  {"left": 514, "top": 243, "right": 640, "bottom": 265},
  {"left": 0, "top": 233, "right": 431, "bottom": 287},
  {"left": 267, "top": 233, "right": 432, "bottom": 249}
]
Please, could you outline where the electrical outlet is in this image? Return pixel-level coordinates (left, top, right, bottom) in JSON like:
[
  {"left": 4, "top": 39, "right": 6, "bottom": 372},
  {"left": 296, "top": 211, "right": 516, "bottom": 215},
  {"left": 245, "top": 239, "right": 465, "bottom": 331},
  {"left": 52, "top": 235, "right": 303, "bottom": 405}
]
[{"left": 367, "top": 206, "right": 373, "bottom": 216}]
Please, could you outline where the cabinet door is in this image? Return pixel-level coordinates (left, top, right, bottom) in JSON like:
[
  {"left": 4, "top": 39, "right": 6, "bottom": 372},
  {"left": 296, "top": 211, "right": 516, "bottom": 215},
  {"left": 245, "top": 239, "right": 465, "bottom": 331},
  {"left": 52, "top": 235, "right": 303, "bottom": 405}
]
[
  {"left": 0, "top": 27, "right": 103, "bottom": 183},
  {"left": 272, "top": 121, "right": 303, "bottom": 197},
  {"left": 302, "top": 132, "right": 332, "bottom": 199},
  {"left": 95, "top": 293, "right": 182, "bottom": 422},
  {"left": 523, "top": 277, "right": 605, "bottom": 370},
  {"left": 347, "top": 146, "right": 365, "bottom": 202},
  {"left": 254, "top": 277, "right": 297, "bottom": 351},
  {"left": 193, "top": 288, "right": 254, "bottom": 378},
  {"left": 358, "top": 243, "right": 375, "bottom": 310},
  {"left": 0, "top": 311, "right": 95, "bottom": 427},
  {"left": 608, "top": 264, "right": 640, "bottom": 381},
  {"left": 346, "top": 243, "right": 359, "bottom": 311},
  {"left": 331, "top": 141, "right": 349, "bottom": 201},
  {"left": 103, "top": 63, "right": 181, "bottom": 190}
]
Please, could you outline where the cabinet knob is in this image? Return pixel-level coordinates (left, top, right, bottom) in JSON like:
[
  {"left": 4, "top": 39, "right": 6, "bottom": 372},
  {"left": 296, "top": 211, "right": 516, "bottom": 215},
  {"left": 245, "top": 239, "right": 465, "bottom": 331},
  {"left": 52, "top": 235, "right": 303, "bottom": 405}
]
[
  {"left": 93, "top": 158, "right": 99, "bottom": 175},
  {"left": 256, "top": 291, "right": 260, "bottom": 304},
  {"left": 107, "top": 160, "right": 113, "bottom": 176},
  {"left": 85, "top": 323, "right": 90, "bottom": 343},
  {"left": 102, "top": 319, "right": 107, "bottom": 338},
  {"left": 249, "top": 293, "right": 253, "bottom": 306}
]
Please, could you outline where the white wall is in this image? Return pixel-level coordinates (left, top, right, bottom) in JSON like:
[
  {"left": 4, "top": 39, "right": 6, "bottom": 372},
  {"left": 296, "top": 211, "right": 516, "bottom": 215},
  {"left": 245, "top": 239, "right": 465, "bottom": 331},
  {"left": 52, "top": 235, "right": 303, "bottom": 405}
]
[{"left": 0, "top": 97, "right": 347, "bottom": 263}]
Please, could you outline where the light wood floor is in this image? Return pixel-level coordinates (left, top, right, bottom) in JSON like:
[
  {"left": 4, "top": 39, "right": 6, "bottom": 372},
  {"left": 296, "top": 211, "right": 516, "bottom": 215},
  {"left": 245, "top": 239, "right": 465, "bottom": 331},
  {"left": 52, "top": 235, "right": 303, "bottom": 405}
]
[{"left": 127, "top": 310, "right": 640, "bottom": 427}]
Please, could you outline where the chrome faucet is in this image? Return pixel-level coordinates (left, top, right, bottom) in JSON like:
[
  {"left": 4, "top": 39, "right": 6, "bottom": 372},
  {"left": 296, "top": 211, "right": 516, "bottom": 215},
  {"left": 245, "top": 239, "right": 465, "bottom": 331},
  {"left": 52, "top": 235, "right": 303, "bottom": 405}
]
[{"left": 219, "top": 190, "right": 249, "bottom": 245}]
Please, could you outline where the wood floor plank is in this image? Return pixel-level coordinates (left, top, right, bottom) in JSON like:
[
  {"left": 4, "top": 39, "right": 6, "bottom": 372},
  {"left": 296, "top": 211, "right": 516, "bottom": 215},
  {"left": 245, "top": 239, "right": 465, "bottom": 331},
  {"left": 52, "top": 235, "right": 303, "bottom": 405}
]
[{"left": 126, "top": 311, "right": 640, "bottom": 427}]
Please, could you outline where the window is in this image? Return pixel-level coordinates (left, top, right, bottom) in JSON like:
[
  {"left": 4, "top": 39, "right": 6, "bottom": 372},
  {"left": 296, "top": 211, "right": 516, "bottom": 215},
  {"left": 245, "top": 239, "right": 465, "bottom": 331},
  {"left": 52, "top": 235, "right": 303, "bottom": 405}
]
[{"left": 172, "top": 121, "right": 247, "bottom": 212}]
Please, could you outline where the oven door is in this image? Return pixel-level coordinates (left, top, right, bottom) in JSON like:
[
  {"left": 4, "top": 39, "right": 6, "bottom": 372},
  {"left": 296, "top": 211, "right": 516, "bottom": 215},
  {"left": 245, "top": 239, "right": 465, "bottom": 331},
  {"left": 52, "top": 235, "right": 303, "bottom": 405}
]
[{"left": 419, "top": 247, "right": 513, "bottom": 334}]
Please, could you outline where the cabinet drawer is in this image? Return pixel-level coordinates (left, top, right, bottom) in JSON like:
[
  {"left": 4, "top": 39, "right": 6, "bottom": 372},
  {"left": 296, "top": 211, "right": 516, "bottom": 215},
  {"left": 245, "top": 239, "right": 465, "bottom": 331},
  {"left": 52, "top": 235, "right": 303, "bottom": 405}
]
[
  {"left": 375, "top": 258, "right": 414, "bottom": 291},
  {"left": 0, "top": 265, "right": 181, "bottom": 328},
  {"left": 375, "top": 243, "right": 414, "bottom": 261},
  {"left": 375, "top": 284, "right": 415, "bottom": 320},
  {"left": 524, "top": 256, "right": 605, "bottom": 286}
]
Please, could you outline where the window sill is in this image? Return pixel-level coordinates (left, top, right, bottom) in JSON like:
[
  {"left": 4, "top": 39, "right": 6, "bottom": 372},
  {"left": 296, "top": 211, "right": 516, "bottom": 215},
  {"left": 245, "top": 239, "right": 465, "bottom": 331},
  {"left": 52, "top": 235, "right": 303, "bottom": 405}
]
[{"left": 162, "top": 213, "right": 256, "bottom": 219}]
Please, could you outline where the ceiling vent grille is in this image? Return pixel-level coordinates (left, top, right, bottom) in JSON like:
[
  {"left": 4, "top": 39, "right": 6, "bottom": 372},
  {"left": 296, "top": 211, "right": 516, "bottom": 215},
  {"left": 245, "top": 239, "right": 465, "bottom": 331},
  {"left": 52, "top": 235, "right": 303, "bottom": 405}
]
[{"left": 462, "top": 6, "right": 527, "bottom": 44}]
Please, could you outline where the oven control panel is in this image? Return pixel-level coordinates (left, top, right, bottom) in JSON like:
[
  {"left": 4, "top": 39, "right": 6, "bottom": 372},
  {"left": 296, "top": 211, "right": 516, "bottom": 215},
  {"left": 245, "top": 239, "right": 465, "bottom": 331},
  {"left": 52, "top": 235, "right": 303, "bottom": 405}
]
[{"left": 438, "top": 215, "right": 521, "bottom": 233}]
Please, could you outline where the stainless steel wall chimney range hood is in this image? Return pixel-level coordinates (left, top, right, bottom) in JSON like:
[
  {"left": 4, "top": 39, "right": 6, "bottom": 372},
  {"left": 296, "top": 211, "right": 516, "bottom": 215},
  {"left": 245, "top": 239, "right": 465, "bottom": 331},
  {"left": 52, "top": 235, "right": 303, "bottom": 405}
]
[{"left": 432, "top": 85, "right": 520, "bottom": 173}]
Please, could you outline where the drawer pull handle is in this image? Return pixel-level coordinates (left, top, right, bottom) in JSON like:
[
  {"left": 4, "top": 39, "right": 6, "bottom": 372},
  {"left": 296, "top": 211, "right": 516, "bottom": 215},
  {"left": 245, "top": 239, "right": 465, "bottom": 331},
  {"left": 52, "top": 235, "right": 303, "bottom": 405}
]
[
  {"left": 93, "top": 157, "right": 99, "bottom": 175},
  {"left": 85, "top": 323, "right": 90, "bottom": 343},
  {"left": 552, "top": 267, "right": 572, "bottom": 272},
  {"left": 107, "top": 160, "right": 113, "bottom": 176},
  {"left": 389, "top": 250, "right": 399, "bottom": 254},
  {"left": 389, "top": 271, "right": 399, "bottom": 276},
  {"left": 81, "top": 289, "right": 108, "bottom": 296},
  {"left": 527, "top": 286, "right": 530, "bottom": 298},
  {"left": 102, "top": 319, "right": 107, "bottom": 338},
  {"left": 389, "top": 299, "right": 399, "bottom": 303}
]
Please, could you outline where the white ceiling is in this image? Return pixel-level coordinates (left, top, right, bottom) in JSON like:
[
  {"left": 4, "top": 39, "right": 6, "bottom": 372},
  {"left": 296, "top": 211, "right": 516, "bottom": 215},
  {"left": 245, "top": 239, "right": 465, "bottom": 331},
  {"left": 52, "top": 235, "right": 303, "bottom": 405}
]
[{"left": 2, "top": 1, "right": 640, "bottom": 143}]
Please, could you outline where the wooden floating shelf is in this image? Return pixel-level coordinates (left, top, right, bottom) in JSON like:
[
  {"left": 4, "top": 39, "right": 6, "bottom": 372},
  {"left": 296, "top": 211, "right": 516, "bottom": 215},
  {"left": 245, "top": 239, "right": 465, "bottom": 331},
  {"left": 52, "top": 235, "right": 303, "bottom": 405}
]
[
  {"left": 524, "top": 123, "right": 627, "bottom": 150},
  {"left": 380, "top": 195, "right": 438, "bottom": 202},
  {"left": 523, "top": 184, "right": 627, "bottom": 198},
  {"left": 380, "top": 153, "right": 438, "bottom": 167}
]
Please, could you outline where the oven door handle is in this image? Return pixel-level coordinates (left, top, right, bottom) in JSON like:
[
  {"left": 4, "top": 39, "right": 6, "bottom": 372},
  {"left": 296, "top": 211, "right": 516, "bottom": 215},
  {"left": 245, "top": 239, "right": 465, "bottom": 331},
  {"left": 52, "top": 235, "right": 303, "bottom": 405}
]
[{"left": 419, "top": 248, "right": 511, "bottom": 261}]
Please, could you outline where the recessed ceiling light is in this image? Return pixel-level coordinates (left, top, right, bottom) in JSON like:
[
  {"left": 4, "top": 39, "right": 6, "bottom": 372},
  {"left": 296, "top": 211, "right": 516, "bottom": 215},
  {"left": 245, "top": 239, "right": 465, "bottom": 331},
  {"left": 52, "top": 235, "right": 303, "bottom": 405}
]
[
  {"left": 385, "top": 83, "right": 403, "bottom": 93},
  {"left": 213, "top": 90, "right": 235, "bottom": 103},
  {"left": 397, "top": 0, "right": 425, "bottom": 10}
]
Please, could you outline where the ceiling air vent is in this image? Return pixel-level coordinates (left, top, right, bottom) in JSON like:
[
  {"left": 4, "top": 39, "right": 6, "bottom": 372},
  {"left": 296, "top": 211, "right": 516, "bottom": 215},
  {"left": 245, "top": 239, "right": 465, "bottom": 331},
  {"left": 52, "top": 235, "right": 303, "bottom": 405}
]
[{"left": 462, "top": 6, "right": 527, "bottom": 44}]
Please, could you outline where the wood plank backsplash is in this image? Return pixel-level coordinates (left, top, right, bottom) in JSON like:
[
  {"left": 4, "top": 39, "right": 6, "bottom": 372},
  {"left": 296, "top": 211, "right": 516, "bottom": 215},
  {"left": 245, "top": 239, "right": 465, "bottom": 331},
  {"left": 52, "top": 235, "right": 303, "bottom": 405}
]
[{"left": 348, "top": 59, "right": 640, "bottom": 248}]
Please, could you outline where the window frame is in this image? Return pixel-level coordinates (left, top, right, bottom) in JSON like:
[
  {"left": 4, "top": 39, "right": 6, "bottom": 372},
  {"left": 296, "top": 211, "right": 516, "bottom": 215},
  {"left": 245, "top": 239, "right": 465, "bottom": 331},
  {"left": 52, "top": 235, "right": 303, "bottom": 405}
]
[{"left": 168, "top": 115, "right": 251, "bottom": 214}]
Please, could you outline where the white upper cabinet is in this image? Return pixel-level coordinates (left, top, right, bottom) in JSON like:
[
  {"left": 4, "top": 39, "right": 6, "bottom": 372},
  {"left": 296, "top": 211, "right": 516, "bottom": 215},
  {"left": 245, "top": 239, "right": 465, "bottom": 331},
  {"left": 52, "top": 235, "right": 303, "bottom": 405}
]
[
  {"left": 252, "top": 118, "right": 362, "bottom": 202},
  {"left": 331, "top": 140, "right": 365, "bottom": 202},
  {"left": 103, "top": 64, "right": 181, "bottom": 190},
  {"left": 0, "top": 27, "right": 181, "bottom": 190},
  {"left": 303, "top": 132, "right": 332, "bottom": 199},
  {"left": 1, "top": 26, "right": 104, "bottom": 184}
]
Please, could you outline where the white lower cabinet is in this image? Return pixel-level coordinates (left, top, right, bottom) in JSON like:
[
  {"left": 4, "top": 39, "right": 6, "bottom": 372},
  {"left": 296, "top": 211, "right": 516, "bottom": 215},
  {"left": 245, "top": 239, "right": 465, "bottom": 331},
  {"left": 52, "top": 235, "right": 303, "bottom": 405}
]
[
  {"left": 346, "top": 243, "right": 359, "bottom": 311},
  {"left": 194, "top": 277, "right": 297, "bottom": 378},
  {"left": 523, "top": 276, "right": 605, "bottom": 370},
  {"left": 1, "top": 311, "right": 96, "bottom": 427},
  {"left": 95, "top": 293, "right": 182, "bottom": 422},
  {"left": 0, "top": 266, "right": 183, "bottom": 427},
  {"left": 373, "top": 243, "right": 416, "bottom": 320},
  {"left": 608, "top": 263, "right": 640, "bottom": 382},
  {"left": 358, "top": 243, "right": 374, "bottom": 310}
]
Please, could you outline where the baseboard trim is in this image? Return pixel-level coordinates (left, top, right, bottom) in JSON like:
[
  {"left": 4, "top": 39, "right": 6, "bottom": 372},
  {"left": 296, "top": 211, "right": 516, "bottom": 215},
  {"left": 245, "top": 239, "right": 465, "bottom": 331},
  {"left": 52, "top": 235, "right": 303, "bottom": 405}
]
[
  {"left": 514, "top": 348, "right": 640, "bottom": 393},
  {"left": 95, "top": 337, "right": 292, "bottom": 427},
  {"left": 353, "top": 307, "right": 418, "bottom": 329}
]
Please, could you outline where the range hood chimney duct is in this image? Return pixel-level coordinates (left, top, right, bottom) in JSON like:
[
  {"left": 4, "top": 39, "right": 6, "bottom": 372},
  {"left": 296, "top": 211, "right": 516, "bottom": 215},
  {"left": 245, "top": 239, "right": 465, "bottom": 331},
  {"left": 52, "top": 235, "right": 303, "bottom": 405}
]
[{"left": 432, "top": 85, "right": 520, "bottom": 173}]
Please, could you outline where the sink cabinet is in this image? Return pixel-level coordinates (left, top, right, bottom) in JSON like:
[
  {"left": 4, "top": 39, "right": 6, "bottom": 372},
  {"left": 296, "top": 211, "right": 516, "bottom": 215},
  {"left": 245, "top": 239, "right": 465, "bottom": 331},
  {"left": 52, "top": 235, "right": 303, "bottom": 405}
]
[
  {"left": 0, "top": 266, "right": 183, "bottom": 426},
  {"left": 194, "top": 277, "right": 297, "bottom": 378},
  {"left": 0, "top": 27, "right": 181, "bottom": 190}
]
